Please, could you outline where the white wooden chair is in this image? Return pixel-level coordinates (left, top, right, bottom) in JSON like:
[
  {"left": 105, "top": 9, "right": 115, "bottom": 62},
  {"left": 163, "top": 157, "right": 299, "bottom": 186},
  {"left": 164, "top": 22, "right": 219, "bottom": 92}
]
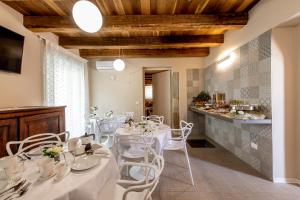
[
  {"left": 114, "top": 150, "right": 164, "bottom": 200},
  {"left": 6, "top": 132, "right": 70, "bottom": 156},
  {"left": 162, "top": 120, "right": 194, "bottom": 185},
  {"left": 141, "top": 115, "right": 164, "bottom": 124}
]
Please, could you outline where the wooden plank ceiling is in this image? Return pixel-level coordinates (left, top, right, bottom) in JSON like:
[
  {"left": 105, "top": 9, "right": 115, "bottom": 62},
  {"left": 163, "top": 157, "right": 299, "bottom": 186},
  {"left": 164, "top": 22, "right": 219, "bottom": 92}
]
[{"left": 2, "top": 0, "right": 260, "bottom": 59}]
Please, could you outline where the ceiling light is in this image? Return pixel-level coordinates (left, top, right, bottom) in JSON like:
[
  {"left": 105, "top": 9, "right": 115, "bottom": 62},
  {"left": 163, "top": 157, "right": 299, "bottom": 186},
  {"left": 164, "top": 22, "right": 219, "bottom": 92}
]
[
  {"left": 72, "top": 0, "right": 102, "bottom": 33},
  {"left": 113, "top": 59, "right": 125, "bottom": 71}
]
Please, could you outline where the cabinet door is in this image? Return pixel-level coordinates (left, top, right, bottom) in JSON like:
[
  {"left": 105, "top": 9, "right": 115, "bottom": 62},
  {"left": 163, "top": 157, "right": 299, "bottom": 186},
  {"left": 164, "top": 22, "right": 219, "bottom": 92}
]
[
  {"left": 19, "top": 112, "right": 65, "bottom": 140},
  {"left": 0, "top": 119, "right": 18, "bottom": 157}
]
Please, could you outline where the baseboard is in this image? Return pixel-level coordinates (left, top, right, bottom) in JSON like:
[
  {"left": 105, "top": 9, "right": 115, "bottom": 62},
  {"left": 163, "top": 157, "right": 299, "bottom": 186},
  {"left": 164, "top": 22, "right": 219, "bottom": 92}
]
[{"left": 273, "top": 178, "right": 300, "bottom": 185}]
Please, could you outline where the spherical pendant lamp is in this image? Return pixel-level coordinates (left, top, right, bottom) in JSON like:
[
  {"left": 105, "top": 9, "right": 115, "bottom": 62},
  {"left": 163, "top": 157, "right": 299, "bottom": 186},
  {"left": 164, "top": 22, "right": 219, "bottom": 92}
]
[{"left": 113, "top": 59, "right": 125, "bottom": 71}]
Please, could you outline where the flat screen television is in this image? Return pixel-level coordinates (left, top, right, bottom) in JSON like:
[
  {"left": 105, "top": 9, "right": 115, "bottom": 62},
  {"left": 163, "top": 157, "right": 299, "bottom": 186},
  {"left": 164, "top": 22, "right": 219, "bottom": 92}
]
[{"left": 0, "top": 26, "right": 25, "bottom": 74}]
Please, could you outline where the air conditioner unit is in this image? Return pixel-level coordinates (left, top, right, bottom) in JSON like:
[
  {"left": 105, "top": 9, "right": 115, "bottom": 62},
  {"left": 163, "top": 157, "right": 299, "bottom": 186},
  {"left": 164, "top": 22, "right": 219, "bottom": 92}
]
[{"left": 96, "top": 61, "right": 114, "bottom": 70}]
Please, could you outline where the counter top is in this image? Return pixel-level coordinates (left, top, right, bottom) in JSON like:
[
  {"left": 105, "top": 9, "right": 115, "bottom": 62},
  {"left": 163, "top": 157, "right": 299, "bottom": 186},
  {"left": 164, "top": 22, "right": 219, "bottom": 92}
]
[{"left": 190, "top": 106, "right": 272, "bottom": 125}]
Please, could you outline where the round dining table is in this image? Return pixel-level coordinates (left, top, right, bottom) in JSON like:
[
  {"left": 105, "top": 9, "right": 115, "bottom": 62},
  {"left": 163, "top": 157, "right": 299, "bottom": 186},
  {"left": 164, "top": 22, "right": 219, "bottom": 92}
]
[
  {"left": 115, "top": 123, "right": 171, "bottom": 181},
  {"left": 115, "top": 123, "right": 171, "bottom": 154},
  {"left": 9, "top": 148, "right": 119, "bottom": 200}
]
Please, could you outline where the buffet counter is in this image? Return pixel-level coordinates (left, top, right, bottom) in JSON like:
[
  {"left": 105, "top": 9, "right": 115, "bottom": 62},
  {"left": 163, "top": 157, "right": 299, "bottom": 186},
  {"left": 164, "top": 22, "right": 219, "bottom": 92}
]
[{"left": 190, "top": 106, "right": 272, "bottom": 125}]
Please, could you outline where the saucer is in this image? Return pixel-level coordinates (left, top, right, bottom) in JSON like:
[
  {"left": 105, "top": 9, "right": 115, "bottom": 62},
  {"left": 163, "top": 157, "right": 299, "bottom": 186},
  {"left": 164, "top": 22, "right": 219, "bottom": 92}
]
[
  {"left": 91, "top": 144, "right": 102, "bottom": 150},
  {"left": 71, "top": 155, "right": 101, "bottom": 171},
  {"left": 38, "top": 171, "right": 56, "bottom": 182}
]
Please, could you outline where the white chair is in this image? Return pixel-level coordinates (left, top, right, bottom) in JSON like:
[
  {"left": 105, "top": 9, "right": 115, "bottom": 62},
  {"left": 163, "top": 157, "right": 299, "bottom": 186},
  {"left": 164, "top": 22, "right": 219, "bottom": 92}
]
[
  {"left": 6, "top": 132, "right": 70, "bottom": 156},
  {"left": 98, "top": 117, "right": 126, "bottom": 148},
  {"left": 115, "top": 131, "right": 155, "bottom": 164},
  {"left": 162, "top": 120, "right": 194, "bottom": 185},
  {"left": 114, "top": 150, "right": 164, "bottom": 200},
  {"left": 141, "top": 115, "right": 164, "bottom": 124},
  {"left": 125, "top": 112, "right": 134, "bottom": 121}
]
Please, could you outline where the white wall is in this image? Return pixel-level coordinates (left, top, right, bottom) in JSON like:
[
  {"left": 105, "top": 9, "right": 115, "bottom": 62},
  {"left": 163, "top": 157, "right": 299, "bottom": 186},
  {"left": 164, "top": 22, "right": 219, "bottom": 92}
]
[
  {"left": 296, "top": 25, "right": 300, "bottom": 181},
  {"left": 0, "top": 2, "right": 60, "bottom": 108},
  {"left": 88, "top": 57, "right": 203, "bottom": 122},
  {"left": 271, "top": 27, "right": 298, "bottom": 180},
  {"left": 204, "top": 0, "right": 300, "bottom": 67},
  {"left": 0, "top": 2, "right": 43, "bottom": 107},
  {"left": 273, "top": 24, "right": 300, "bottom": 181}
]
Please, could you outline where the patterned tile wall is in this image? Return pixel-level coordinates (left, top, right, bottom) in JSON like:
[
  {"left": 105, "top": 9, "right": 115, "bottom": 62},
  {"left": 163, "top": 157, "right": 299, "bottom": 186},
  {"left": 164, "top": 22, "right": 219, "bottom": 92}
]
[
  {"left": 172, "top": 72, "right": 179, "bottom": 128},
  {"left": 206, "top": 117, "right": 273, "bottom": 179},
  {"left": 187, "top": 69, "right": 205, "bottom": 136},
  {"left": 204, "top": 31, "right": 273, "bottom": 179},
  {"left": 204, "top": 31, "right": 272, "bottom": 118}
]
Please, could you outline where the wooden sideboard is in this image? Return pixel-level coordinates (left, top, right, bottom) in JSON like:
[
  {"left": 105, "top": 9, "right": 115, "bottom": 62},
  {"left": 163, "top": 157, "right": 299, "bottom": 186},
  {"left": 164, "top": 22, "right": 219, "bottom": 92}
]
[{"left": 0, "top": 106, "right": 66, "bottom": 157}]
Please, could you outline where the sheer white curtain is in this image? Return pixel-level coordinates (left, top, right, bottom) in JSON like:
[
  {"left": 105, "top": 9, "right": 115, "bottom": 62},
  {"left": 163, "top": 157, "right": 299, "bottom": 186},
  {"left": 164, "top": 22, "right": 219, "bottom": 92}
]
[{"left": 43, "top": 40, "right": 87, "bottom": 138}]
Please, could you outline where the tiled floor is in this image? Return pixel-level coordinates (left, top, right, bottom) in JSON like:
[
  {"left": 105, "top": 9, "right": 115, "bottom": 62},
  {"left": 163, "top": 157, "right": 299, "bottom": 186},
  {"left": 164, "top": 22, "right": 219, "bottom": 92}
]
[{"left": 153, "top": 138, "right": 300, "bottom": 200}]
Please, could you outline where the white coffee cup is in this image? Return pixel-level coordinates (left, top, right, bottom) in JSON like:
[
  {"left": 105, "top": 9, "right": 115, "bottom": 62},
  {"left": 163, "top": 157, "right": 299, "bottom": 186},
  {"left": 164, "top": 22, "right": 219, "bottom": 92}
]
[
  {"left": 68, "top": 138, "right": 80, "bottom": 151},
  {"left": 0, "top": 156, "right": 23, "bottom": 183},
  {"left": 38, "top": 157, "right": 55, "bottom": 178},
  {"left": 55, "top": 163, "right": 69, "bottom": 179},
  {"left": 74, "top": 146, "right": 85, "bottom": 155},
  {"left": 81, "top": 136, "right": 93, "bottom": 145},
  {"left": 0, "top": 156, "right": 18, "bottom": 170}
]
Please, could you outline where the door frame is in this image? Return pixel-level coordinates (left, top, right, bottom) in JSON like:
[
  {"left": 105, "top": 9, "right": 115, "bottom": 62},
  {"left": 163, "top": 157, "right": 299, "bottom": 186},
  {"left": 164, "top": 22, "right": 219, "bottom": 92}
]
[{"left": 142, "top": 67, "right": 173, "bottom": 125}]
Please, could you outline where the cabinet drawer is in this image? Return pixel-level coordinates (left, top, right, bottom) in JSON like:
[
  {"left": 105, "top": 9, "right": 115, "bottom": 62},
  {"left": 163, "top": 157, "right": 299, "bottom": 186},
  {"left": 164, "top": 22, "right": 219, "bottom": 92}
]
[
  {"left": 19, "top": 112, "right": 65, "bottom": 140},
  {"left": 0, "top": 119, "right": 18, "bottom": 157}
]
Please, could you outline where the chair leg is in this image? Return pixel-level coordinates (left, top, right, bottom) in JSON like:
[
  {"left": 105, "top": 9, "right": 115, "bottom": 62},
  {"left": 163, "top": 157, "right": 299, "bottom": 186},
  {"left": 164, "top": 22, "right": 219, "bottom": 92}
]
[{"left": 184, "top": 145, "right": 194, "bottom": 186}]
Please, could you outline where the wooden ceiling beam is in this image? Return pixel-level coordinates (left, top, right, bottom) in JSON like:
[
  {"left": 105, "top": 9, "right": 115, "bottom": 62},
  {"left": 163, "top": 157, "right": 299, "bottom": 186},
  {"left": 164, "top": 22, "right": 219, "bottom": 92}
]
[
  {"left": 79, "top": 48, "right": 209, "bottom": 58},
  {"left": 43, "top": 0, "right": 67, "bottom": 16},
  {"left": 59, "top": 35, "right": 224, "bottom": 49},
  {"left": 23, "top": 13, "right": 248, "bottom": 32},
  {"left": 140, "top": 0, "right": 151, "bottom": 15},
  {"left": 195, "top": 0, "right": 210, "bottom": 14}
]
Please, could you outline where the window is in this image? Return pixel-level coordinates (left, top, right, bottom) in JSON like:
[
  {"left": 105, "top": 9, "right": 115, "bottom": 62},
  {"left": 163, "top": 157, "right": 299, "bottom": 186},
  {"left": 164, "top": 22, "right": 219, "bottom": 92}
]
[
  {"left": 145, "top": 85, "right": 153, "bottom": 100},
  {"left": 43, "top": 40, "right": 87, "bottom": 138}
]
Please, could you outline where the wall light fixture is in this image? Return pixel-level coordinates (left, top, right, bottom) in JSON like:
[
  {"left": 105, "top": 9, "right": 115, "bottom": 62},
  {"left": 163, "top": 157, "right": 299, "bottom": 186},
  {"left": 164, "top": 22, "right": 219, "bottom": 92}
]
[{"left": 216, "top": 52, "right": 236, "bottom": 70}]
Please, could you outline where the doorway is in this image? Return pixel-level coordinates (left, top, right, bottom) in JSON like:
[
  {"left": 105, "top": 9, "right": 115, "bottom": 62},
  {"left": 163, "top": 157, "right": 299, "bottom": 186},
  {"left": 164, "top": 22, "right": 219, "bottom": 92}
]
[{"left": 143, "top": 68, "right": 172, "bottom": 126}]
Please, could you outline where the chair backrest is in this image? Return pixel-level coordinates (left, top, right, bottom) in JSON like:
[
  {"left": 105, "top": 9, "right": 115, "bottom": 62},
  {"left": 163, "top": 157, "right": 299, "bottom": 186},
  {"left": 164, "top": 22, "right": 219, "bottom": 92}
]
[
  {"left": 145, "top": 149, "right": 164, "bottom": 199},
  {"left": 122, "top": 150, "right": 165, "bottom": 200},
  {"left": 180, "top": 120, "right": 193, "bottom": 140},
  {"left": 125, "top": 112, "right": 134, "bottom": 119},
  {"left": 58, "top": 131, "right": 70, "bottom": 141},
  {"left": 6, "top": 132, "right": 69, "bottom": 156},
  {"left": 98, "top": 117, "right": 125, "bottom": 133},
  {"left": 141, "top": 115, "right": 164, "bottom": 124},
  {"left": 114, "top": 129, "right": 155, "bottom": 161}
]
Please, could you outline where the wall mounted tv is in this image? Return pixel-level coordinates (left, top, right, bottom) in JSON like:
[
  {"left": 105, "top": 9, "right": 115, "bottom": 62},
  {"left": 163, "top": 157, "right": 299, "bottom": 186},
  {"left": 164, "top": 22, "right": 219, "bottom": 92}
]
[{"left": 0, "top": 26, "right": 25, "bottom": 74}]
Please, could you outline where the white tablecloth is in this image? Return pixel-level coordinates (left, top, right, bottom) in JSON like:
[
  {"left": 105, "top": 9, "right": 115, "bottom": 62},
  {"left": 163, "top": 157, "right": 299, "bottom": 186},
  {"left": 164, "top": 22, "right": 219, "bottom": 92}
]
[
  {"left": 19, "top": 149, "right": 119, "bottom": 200},
  {"left": 115, "top": 124, "right": 171, "bottom": 153}
]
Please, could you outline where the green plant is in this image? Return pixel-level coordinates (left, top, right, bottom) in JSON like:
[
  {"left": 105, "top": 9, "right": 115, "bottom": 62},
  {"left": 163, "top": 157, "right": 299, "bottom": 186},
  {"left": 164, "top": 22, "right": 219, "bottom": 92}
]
[
  {"left": 42, "top": 146, "right": 63, "bottom": 158},
  {"left": 195, "top": 91, "right": 211, "bottom": 102}
]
